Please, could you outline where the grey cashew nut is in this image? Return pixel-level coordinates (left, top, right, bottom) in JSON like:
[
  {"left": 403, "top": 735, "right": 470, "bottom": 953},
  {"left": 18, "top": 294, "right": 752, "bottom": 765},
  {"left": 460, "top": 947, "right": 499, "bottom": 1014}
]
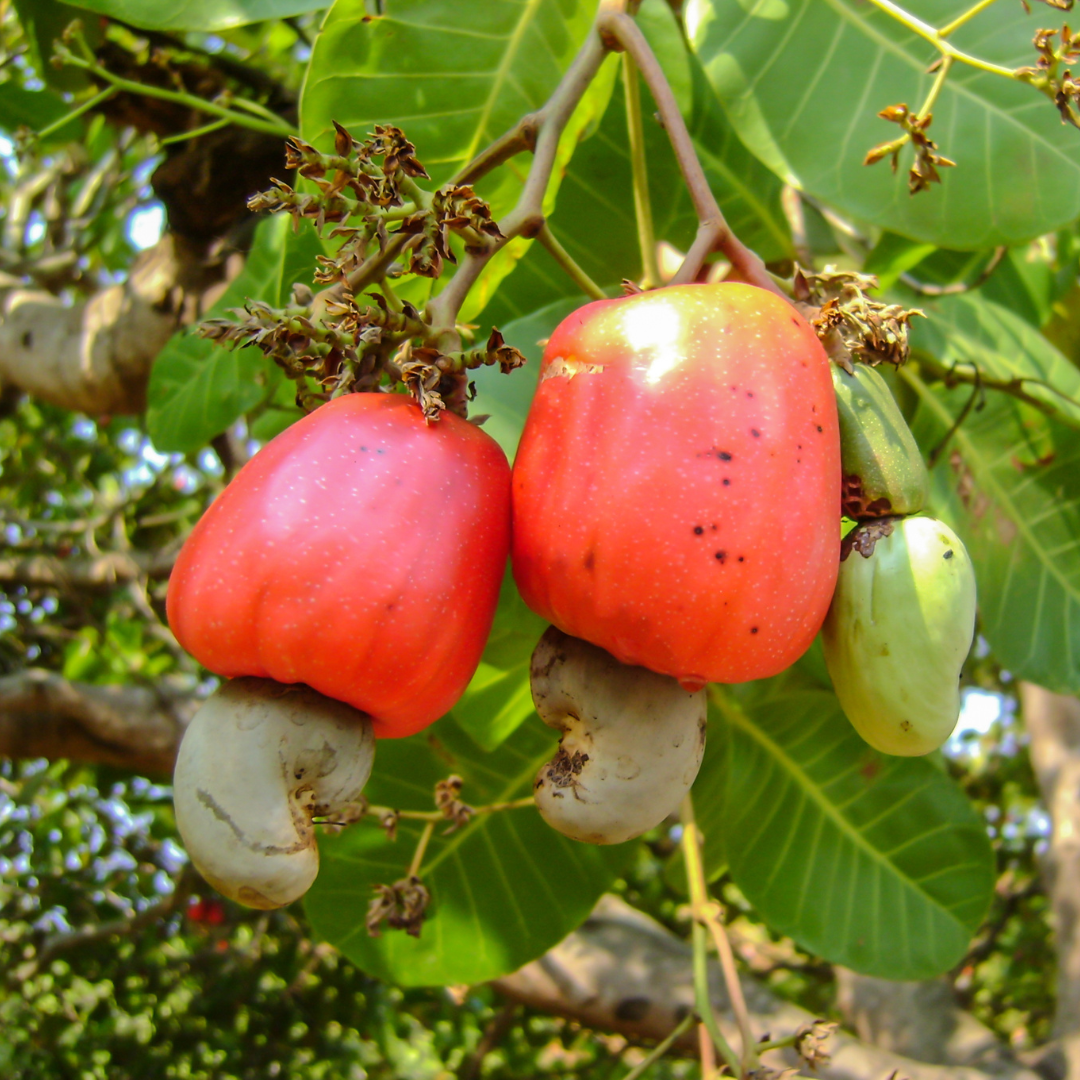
[
  {"left": 173, "top": 677, "right": 375, "bottom": 909},
  {"left": 531, "top": 627, "right": 706, "bottom": 845}
]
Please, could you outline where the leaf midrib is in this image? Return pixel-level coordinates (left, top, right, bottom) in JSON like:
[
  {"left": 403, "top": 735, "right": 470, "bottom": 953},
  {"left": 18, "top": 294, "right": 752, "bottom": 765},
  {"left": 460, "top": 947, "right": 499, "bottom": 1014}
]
[{"left": 714, "top": 688, "right": 970, "bottom": 937}]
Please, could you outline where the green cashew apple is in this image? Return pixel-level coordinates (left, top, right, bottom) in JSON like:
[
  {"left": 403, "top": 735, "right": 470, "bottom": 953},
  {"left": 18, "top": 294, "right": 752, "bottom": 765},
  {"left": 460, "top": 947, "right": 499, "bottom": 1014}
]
[
  {"left": 822, "top": 516, "right": 977, "bottom": 756},
  {"left": 832, "top": 363, "right": 928, "bottom": 519}
]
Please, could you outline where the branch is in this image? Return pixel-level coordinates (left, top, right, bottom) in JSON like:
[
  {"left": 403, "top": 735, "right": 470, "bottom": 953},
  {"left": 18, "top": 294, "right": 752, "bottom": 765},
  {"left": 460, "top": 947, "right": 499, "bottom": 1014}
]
[
  {"left": 0, "top": 235, "right": 220, "bottom": 416},
  {"left": 0, "top": 549, "right": 177, "bottom": 590},
  {"left": 493, "top": 895, "right": 1043, "bottom": 1080},
  {"left": 0, "top": 668, "right": 193, "bottom": 774},
  {"left": 595, "top": 10, "right": 786, "bottom": 296}
]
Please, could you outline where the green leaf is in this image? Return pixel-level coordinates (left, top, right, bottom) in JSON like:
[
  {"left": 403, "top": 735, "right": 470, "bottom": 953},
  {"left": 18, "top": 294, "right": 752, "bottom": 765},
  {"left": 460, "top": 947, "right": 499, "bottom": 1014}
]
[
  {"left": 61, "top": 0, "right": 329, "bottom": 32},
  {"left": 305, "top": 712, "right": 632, "bottom": 987},
  {"left": 910, "top": 292, "right": 1080, "bottom": 430},
  {"left": 0, "top": 83, "right": 69, "bottom": 137},
  {"left": 146, "top": 215, "right": 324, "bottom": 454},
  {"left": 711, "top": 686, "right": 994, "bottom": 980},
  {"left": 687, "top": 0, "right": 1080, "bottom": 248},
  {"left": 907, "top": 373, "right": 1080, "bottom": 694},
  {"left": 450, "top": 570, "right": 547, "bottom": 752},
  {"left": 300, "top": 0, "right": 599, "bottom": 191}
]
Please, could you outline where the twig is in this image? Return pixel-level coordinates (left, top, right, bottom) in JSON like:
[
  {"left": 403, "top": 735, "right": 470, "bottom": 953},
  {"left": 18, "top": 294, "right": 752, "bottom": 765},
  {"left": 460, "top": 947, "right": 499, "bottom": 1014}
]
[
  {"left": 680, "top": 794, "right": 743, "bottom": 1076},
  {"left": 408, "top": 820, "right": 436, "bottom": 878},
  {"left": 458, "top": 1003, "right": 520, "bottom": 1080},
  {"left": 537, "top": 223, "right": 607, "bottom": 300},
  {"left": 34, "top": 85, "right": 118, "bottom": 140},
  {"left": 58, "top": 53, "right": 296, "bottom": 139},
  {"left": 900, "top": 245, "right": 1006, "bottom": 295},
  {"left": 622, "top": 1010, "right": 697, "bottom": 1080},
  {"left": 623, "top": 53, "right": 661, "bottom": 289},
  {"left": 860, "top": 0, "right": 1017, "bottom": 78},
  {"left": 596, "top": 11, "right": 786, "bottom": 296}
]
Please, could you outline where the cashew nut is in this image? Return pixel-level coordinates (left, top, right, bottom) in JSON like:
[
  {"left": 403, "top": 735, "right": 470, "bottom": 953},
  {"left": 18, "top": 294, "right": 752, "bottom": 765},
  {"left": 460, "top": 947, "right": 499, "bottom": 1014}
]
[
  {"left": 173, "top": 677, "right": 375, "bottom": 909},
  {"left": 531, "top": 627, "right": 707, "bottom": 845}
]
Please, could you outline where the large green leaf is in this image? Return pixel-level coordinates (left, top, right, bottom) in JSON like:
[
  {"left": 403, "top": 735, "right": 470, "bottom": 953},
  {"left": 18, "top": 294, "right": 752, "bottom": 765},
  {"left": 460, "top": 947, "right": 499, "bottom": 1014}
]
[
  {"left": 147, "top": 215, "right": 324, "bottom": 454},
  {"left": 481, "top": 4, "right": 790, "bottom": 326},
  {"left": 910, "top": 292, "right": 1080, "bottom": 430},
  {"left": 305, "top": 712, "right": 631, "bottom": 986},
  {"left": 62, "top": 0, "right": 329, "bottom": 31},
  {"left": 907, "top": 373, "right": 1080, "bottom": 694},
  {"left": 300, "top": 0, "right": 599, "bottom": 191},
  {"left": 687, "top": 0, "right": 1080, "bottom": 248},
  {"left": 450, "top": 568, "right": 547, "bottom": 752},
  {"left": 710, "top": 686, "right": 994, "bottom": 979}
]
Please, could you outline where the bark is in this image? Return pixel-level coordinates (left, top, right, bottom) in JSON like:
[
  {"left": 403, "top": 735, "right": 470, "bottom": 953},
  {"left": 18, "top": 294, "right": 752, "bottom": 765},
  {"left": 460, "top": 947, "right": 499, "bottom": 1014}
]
[
  {"left": 0, "top": 668, "right": 193, "bottom": 775},
  {"left": 1020, "top": 683, "right": 1080, "bottom": 1080},
  {"left": 493, "top": 895, "right": 1041, "bottom": 1080},
  {"left": 834, "top": 970, "right": 1020, "bottom": 1072},
  {"left": 0, "top": 235, "right": 234, "bottom": 417}
]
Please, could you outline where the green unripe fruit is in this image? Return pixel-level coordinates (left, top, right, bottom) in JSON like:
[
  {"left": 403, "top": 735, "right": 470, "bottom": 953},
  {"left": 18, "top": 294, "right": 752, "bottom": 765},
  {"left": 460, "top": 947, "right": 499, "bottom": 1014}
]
[
  {"left": 832, "top": 363, "right": 929, "bottom": 519},
  {"left": 822, "top": 516, "right": 977, "bottom": 756}
]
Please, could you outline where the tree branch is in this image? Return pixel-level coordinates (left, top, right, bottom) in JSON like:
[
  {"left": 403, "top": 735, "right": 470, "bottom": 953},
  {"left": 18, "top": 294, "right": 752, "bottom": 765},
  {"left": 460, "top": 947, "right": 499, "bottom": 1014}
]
[
  {"left": 492, "top": 895, "right": 1042, "bottom": 1080},
  {"left": 0, "top": 668, "right": 193, "bottom": 775},
  {"left": 0, "top": 235, "right": 226, "bottom": 416},
  {"left": 0, "top": 549, "right": 177, "bottom": 590}
]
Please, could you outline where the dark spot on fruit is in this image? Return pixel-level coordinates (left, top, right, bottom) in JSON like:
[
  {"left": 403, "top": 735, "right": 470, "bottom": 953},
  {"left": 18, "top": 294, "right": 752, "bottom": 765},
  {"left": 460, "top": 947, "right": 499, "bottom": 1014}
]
[
  {"left": 715, "top": 551, "right": 726, "bottom": 562},
  {"left": 801, "top": 361, "right": 808, "bottom": 368},
  {"left": 880, "top": 643, "right": 890, "bottom": 656},
  {"left": 791, "top": 317, "right": 799, "bottom": 326},
  {"left": 750, "top": 627, "right": 759, "bottom": 634},
  {"left": 722, "top": 478, "right": 731, "bottom": 486},
  {"left": 21, "top": 331, "right": 32, "bottom": 349},
  {"left": 746, "top": 391, "right": 754, "bottom": 398},
  {"left": 360, "top": 446, "right": 367, "bottom": 452},
  {"left": 797, "top": 444, "right": 802, "bottom": 450},
  {"left": 711, "top": 524, "right": 718, "bottom": 531},
  {"left": 694, "top": 526, "right": 704, "bottom": 535},
  {"left": 817, "top": 425, "right": 823, "bottom": 433},
  {"left": 900, "top": 720, "right": 912, "bottom": 732},
  {"left": 386, "top": 602, "right": 396, "bottom": 611},
  {"left": 796, "top": 459, "right": 801, "bottom": 464},
  {"left": 944, "top": 550, "right": 954, "bottom": 559},
  {"left": 719, "top": 450, "right": 732, "bottom": 461},
  {"left": 730, "top": 385, "right": 737, "bottom": 392},
  {"left": 738, "top": 556, "right": 745, "bottom": 562},
  {"left": 751, "top": 428, "right": 761, "bottom": 438},
  {"left": 584, "top": 551, "right": 596, "bottom": 571},
  {"left": 812, "top": 404, "right": 817, "bottom": 412}
]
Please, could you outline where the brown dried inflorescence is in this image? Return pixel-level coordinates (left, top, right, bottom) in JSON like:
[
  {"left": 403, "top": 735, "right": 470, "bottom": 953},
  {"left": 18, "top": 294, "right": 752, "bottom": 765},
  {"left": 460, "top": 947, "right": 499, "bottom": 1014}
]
[{"left": 794, "top": 267, "right": 924, "bottom": 371}]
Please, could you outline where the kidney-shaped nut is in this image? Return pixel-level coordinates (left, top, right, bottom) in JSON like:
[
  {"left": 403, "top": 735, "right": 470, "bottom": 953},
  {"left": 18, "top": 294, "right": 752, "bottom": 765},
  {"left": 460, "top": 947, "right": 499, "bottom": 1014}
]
[
  {"left": 531, "top": 627, "right": 706, "bottom": 845},
  {"left": 174, "top": 677, "right": 375, "bottom": 909}
]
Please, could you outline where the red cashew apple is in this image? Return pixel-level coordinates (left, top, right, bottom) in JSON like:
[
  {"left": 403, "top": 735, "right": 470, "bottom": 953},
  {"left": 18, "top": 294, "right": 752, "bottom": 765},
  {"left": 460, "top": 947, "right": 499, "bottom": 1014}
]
[
  {"left": 167, "top": 392, "right": 512, "bottom": 737},
  {"left": 512, "top": 283, "right": 841, "bottom": 687}
]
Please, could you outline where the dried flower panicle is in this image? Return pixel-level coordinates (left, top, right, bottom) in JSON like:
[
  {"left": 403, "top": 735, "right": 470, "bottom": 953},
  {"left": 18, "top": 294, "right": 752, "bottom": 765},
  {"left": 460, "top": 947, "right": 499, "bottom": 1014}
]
[
  {"left": 794, "top": 267, "right": 924, "bottom": 371},
  {"left": 366, "top": 875, "right": 431, "bottom": 938},
  {"left": 435, "top": 775, "right": 474, "bottom": 832},
  {"left": 864, "top": 104, "right": 956, "bottom": 194},
  {"left": 201, "top": 121, "right": 525, "bottom": 420},
  {"left": 1016, "top": 23, "right": 1080, "bottom": 127},
  {"left": 794, "top": 1020, "right": 838, "bottom": 1070}
]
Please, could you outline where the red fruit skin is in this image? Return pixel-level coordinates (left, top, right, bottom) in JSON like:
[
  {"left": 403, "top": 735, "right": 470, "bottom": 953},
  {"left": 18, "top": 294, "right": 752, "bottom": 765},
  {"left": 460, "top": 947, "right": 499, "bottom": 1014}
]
[
  {"left": 511, "top": 283, "right": 840, "bottom": 686},
  {"left": 167, "top": 393, "right": 511, "bottom": 737}
]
